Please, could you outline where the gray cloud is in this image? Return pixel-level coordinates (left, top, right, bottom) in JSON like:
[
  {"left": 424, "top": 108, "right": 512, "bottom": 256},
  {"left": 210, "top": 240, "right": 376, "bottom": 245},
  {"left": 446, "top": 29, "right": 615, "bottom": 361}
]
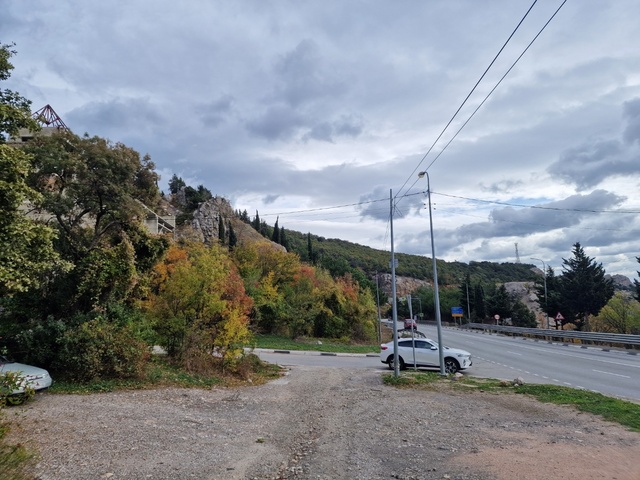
[
  {"left": 4, "top": 1, "right": 640, "bottom": 276},
  {"left": 198, "top": 94, "right": 235, "bottom": 128},
  {"left": 547, "top": 101, "right": 640, "bottom": 189},
  {"left": 623, "top": 98, "right": 640, "bottom": 144}
]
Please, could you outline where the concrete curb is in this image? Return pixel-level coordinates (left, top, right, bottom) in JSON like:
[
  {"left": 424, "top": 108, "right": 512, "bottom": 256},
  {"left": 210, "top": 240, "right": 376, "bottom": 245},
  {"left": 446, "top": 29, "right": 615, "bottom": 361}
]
[{"left": 249, "top": 348, "right": 379, "bottom": 358}]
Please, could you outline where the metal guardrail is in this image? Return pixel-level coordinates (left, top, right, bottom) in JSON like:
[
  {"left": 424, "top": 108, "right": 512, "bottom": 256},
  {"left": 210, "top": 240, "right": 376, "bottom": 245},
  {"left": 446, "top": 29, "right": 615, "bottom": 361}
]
[{"left": 463, "top": 323, "right": 640, "bottom": 349}]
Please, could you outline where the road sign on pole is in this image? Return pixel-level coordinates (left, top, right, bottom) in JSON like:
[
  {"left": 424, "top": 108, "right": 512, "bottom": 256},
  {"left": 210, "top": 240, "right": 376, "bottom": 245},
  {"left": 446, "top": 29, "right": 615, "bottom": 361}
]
[{"left": 555, "top": 312, "right": 564, "bottom": 321}]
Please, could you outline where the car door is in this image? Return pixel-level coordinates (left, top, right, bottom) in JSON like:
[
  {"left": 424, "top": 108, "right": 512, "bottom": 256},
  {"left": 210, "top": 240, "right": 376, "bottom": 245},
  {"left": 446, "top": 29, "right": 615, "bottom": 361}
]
[{"left": 414, "top": 340, "right": 440, "bottom": 367}]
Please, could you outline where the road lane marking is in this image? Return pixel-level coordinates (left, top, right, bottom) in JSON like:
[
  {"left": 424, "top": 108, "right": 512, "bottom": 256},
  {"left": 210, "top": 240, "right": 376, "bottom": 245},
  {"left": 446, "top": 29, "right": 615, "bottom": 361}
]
[
  {"left": 592, "top": 369, "right": 631, "bottom": 378},
  {"left": 507, "top": 351, "right": 522, "bottom": 355}
]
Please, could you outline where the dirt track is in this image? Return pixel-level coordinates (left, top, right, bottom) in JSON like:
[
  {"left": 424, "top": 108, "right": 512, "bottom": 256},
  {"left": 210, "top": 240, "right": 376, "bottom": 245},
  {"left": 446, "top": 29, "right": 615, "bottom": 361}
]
[{"left": 9, "top": 366, "right": 640, "bottom": 479}]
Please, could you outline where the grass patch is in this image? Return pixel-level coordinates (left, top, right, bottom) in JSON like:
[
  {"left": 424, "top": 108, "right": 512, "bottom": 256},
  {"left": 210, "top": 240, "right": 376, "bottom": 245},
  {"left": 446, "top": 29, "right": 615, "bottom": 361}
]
[
  {"left": 251, "top": 334, "right": 379, "bottom": 354},
  {"left": 383, "top": 371, "right": 442, "bottom": 387},
  {"left": 383, "top": 372, "right": 640, "bottom": 432},
  {"left": 49, "top": 354, "right": 282, "bottom": 395},
  {"left": 515, "top": 384, "right": 640, "bottom": 432}
]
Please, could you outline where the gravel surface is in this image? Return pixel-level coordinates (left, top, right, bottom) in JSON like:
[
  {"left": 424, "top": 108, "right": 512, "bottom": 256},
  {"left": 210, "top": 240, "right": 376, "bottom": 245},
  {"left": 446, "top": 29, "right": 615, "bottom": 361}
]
[{"left": 8, "top": 366, "right": 640, "bottom": 480}]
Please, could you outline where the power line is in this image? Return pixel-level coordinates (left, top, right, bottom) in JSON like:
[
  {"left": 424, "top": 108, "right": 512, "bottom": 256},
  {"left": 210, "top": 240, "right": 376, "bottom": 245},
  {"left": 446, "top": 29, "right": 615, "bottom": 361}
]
[
  {"left": 422, "top": 0, "right": 568, "bottom": 174},
  {"left": 398, "top": 0, "right": 568, "bottom": 200},
  {"left": 395, "top": 0, "right": 541, "bottom": 200},
  {"left": 433, "top": 191, "right": 640, "bottom": 214}
]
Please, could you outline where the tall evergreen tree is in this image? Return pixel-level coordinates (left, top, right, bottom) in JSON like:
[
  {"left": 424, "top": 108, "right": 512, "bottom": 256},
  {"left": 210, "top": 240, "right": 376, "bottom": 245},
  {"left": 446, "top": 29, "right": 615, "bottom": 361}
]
[
  {"left": 252, "top": 210, "right": 260, "bottom": 231},
  {"left": 168, "top": 174, "right": 186, "bottom": 195},
  {"left": 473, "top": 283, "right": 486, "bottom": 320},
  {"left": 279, "top": 226, "right": 289, "bottom": 250},
  {"left": 459, "top": 273, "right": 472, "bottom": 319},
  {"left": 634, "top": 256, "right": 640, "bottom": 302},
  {"left": 218, "top": 216, "right": 225, "bottom": 244},
  {"left": 228, "top": 223, "right": 237, "bottom": 250},
  {"left": 559, "top": 242, "right": 614, "bottom": 331},
  {"left": 272, "top": 217, "right": 280, "bottom": 243},
  {"left": 307, "top": 232, "right": 314, "bottom": 264},
  {"left": 534, "top": 266, "right": 564, "bottom": 328},
  {"left": 486, "top": 284, "right": 511, "bottom": 323}
]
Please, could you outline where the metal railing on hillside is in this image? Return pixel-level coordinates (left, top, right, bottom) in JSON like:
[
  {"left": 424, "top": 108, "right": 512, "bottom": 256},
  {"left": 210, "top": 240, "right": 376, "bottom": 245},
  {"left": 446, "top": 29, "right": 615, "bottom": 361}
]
[{"left": 462, "top": 323, "right": 640, "bottom": 350}]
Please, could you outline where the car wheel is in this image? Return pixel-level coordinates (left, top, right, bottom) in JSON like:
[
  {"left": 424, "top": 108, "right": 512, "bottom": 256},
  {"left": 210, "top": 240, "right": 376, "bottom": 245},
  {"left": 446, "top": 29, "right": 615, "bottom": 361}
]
[
  {"left": 444, "top": 358, "right": 460, "bottom": 375},
  {"left": 387, "top": 355, "right": 393, "bottom": 370}
]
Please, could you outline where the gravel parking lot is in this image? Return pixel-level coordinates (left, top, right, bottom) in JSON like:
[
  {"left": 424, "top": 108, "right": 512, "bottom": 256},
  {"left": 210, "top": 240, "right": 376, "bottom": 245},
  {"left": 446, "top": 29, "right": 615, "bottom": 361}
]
[{"left": 8, "top": 366, "right": 640, "bottom": 479}]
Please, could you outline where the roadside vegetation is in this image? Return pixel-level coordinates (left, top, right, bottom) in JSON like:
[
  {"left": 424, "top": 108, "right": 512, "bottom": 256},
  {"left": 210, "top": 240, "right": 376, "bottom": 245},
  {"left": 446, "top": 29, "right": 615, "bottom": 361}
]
[
  {"left": 252, "top": 334, "right": 379, "bottom": 354},
  {"left": 383, "top": 372, "right": 640, "bottom": 432}
]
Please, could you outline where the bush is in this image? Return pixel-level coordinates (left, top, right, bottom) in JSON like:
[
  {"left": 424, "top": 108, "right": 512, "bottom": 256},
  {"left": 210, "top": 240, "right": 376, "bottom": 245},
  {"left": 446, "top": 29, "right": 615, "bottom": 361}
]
[
  {"left": 55, "top": 318, "right": 151, "bottom": 383},
  {"left": 0, "top": 374, "right": 35, "bottom": 480}
]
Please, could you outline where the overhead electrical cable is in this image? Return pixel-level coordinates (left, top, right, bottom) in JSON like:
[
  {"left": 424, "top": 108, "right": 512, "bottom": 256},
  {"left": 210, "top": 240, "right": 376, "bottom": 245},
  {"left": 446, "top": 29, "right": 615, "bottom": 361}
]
[
  {"left": 421, "top": 0, "right": 568, "bottom": 174},
  {"left": 394, "top": 0, "right": 540, "bottom": 200},
  {"left": 433, "top": 190, "right": 640, "bottom": 214}
]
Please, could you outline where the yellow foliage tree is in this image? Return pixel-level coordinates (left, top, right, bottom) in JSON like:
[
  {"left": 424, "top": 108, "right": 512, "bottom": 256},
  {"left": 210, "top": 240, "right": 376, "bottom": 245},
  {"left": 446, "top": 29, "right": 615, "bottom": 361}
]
[{"left": 145, "top": 242, "right": 252, "bottom": 371}]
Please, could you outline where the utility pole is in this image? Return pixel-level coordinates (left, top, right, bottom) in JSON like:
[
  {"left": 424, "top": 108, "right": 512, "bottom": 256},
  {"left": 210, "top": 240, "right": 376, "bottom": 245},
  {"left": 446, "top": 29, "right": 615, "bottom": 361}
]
[{"left": 390, "top": 190, "right": 400, "bottom": 377}]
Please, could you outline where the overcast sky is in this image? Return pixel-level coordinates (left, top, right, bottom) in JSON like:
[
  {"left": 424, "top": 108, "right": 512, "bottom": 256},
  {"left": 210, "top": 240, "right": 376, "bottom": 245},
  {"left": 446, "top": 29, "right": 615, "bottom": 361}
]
[{"left": 4, "top": 1, "right": 640, "bottom": 279}]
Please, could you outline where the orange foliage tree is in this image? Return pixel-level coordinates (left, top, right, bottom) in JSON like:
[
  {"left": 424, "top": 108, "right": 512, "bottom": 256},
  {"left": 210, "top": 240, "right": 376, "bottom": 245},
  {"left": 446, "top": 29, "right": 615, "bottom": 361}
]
[
  {"left": 144, "top": 242, "right": 253, "bottom": 371},
  {"left": 232, "top": 244, "right": 377, "bottom": 341}
]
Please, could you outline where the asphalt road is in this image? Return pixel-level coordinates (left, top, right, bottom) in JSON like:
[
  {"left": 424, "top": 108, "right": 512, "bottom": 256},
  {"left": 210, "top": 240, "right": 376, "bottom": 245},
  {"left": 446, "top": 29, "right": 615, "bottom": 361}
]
[{"left": 254, "top": 325, "right": 640, "bottom": 403}]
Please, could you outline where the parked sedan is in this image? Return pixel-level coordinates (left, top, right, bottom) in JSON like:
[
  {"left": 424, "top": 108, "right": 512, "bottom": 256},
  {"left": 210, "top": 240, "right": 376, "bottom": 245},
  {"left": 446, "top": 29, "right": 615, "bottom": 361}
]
[
  {"left": 380, "top": 338, "right": 472, "bottom": 374},
  {"left": 0, "top": 355, "right": 53, "bottom": 394}
]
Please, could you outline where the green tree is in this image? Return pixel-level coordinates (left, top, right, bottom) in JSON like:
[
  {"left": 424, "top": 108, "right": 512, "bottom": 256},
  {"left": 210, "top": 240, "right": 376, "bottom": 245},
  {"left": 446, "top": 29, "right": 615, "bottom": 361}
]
[
  {"left": 486, "top": 284, "right": 511, "bottom": 323},
  {"left": 0, "top": 43, "right": 39, "bottom": 143},
  {"left": 634, "top": 256, "right": 640, "bottom": 302},
  {"left": 218, "top": 216, "right": 225, "bottom": 244},
  {"left": 228, "top": 223, "right": 237, "bottom": 250},
  {"left": 271, "top": 217, "right": 280, "bottom": 243},
  {"left": 534, "top": 266, "right": 564, "bottom": 328},
  {"left": 458, "top": 273, "right": 472, "bottom": 320},
  {"left": 0, "top": 145, "right": 68, "bottom": 297},
  {"left": 510, "top": 299, "right": 537, "bottom": 327},
  {"left": 559, "top": 242, "right": 614, "bottom": 330},
  {"left": 0, "top": 44, "right": 68, "bottom": 297},
  {"left": 252, "top": 210, "right": 260, "bottom": 231},
  {"left": 591, "top": 292, "right": 640, "bottom": 334},
  {"left": 15, "top": 131, "right": 167, "bottom": 316},
  {"left": 168, "top": 174, "right": 186, "bottom": 195},
  {"left": 279, "top": 226, "right": 289, "bottom": 250},
  {"left": 473, "top": 283, "right": 486, "bottom": 320}
]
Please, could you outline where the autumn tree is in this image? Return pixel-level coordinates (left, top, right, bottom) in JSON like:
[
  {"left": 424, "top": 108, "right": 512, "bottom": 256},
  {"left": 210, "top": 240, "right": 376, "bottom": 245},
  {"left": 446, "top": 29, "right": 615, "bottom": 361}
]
[
  {"left": 591, "top": 292, "right": 640, "bottom": 334},
  {"left": 145, "top": 242, "right": 252, "bottom": 370}
]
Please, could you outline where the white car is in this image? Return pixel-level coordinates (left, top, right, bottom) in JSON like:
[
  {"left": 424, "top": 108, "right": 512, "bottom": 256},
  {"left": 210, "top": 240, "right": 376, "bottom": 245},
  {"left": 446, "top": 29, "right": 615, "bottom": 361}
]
[
  {"left": 0, "top": 355, "right": 53, "bottom": 394},
  {"left": 380, "top": 338, "right": 472, "bottom": 374}
]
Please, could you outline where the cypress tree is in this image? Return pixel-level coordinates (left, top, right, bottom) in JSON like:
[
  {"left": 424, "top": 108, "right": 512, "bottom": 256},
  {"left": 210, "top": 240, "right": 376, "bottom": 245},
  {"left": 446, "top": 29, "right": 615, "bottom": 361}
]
[
  {"left": 218, "top": 216, "right": 226, "bottom": 244},
  {"left": 272, "top": 216, "right": 280, "bottom": 243},
  {"left": 228, "top": 223, "right": 237, "bottom": 250}
]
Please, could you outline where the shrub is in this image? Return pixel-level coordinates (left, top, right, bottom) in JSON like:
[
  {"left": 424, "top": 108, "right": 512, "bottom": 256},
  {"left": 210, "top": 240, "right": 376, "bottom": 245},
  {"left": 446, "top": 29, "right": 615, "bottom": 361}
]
[
  {"left": 55, "top": 318, "right": 151, "bottom": 383},
  {"left": 0, "top": 374, "right": 35, "bottom": 480}
]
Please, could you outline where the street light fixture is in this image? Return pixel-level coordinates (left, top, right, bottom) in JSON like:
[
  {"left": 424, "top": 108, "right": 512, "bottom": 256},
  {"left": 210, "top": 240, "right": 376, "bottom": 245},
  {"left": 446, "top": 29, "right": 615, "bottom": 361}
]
[
  {"left": 418, "top": 170, "right": 445, "bottom": 375},
  {"left": 531, "top": 257, "right": 548, "bottom": 329}
]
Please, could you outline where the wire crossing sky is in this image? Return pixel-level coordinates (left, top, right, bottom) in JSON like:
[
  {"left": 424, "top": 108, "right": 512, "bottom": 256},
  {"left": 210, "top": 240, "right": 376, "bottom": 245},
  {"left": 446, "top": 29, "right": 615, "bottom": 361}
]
[{"left": 3, "top": 0, "right": 640, "bottom": 277}]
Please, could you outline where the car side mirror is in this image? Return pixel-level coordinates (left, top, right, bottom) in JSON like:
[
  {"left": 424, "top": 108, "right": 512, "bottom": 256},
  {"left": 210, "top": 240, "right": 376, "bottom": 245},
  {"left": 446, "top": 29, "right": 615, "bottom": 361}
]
[{"left": 430, "top": 346, "right": 437, "bottom": 350}]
